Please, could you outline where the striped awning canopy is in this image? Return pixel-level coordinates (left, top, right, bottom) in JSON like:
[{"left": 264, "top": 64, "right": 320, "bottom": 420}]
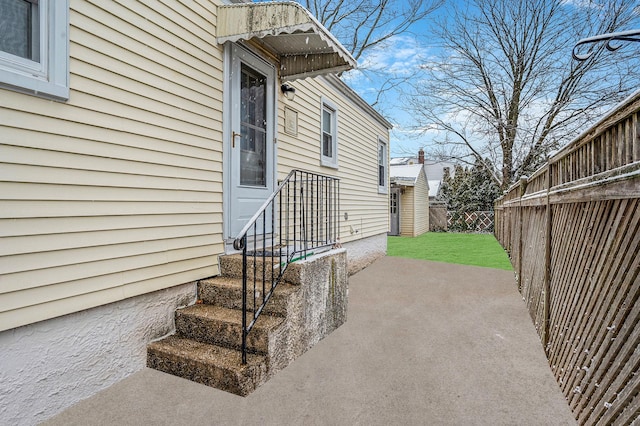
[{"left": 217, "top": 2, "right": 357, "bottom": 80}]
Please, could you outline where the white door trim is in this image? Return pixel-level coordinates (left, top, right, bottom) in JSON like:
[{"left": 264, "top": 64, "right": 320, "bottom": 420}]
[{"left": 222, "top": 43, "right": 279, "bottom": 245}]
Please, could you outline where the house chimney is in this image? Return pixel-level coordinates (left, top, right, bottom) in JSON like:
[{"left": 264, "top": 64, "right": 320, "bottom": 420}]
[{"left": 418, "top": 148, "right": 424, "bottom": 164}]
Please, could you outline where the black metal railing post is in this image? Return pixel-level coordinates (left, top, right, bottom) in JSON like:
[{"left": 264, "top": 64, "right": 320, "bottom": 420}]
[
  {"left": 241, "top": 235, "right": 247, "bottom": 365},
  {"left": 233, "top": 169, "right": 340, "bottom": 364}
]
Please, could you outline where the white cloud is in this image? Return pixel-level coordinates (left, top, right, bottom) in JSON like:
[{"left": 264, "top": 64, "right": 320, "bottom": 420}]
[
  {"left": 358, "top": 35, "right": 427, "bottom": 75},
  {"left": 560, "top": 0, "right": 603, "bottom": 9},
  {"left": 341, "top": 34, "right": 438, "bottom": 109}
]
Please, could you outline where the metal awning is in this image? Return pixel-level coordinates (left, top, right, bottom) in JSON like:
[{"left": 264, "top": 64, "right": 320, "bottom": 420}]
[{"left": 217, "top": 2, "right": 357, "bottom": 81}]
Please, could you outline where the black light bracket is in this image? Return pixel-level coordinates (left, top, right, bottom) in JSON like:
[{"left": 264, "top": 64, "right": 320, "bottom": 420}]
[{"left": 573, "top": 29, "right": 640, "bottom": 61}]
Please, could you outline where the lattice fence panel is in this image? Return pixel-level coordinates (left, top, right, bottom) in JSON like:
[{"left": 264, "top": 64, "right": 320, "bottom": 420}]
[{"left": 447, "top": 211, "right": 495, "bottom": 233}]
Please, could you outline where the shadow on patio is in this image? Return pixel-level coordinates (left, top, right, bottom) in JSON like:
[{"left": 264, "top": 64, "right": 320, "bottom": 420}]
[{"left": 44, "top": 257, "right": 575, "bottom": 425}]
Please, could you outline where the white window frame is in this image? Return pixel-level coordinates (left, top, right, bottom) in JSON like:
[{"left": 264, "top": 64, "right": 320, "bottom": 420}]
[
  {"left": 0, "top": 0, "right": 69, "bottom": 100},
  {"left": 320, "top": 97, "right": 338, "bottom": 168},
  {"left": 378, "top": 137, "right": 388, "bottom": 194}
]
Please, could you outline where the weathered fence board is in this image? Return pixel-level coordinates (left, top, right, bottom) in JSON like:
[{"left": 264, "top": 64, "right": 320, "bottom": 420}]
[
  {"left": 494, "top": 91, "right": 640, "bottom": 425},
  {"left": 520, "top": 205, "right": 547, "bottom": 335},
  {"left": 429, "top": 202, "right": 448, "bottom": 231}
]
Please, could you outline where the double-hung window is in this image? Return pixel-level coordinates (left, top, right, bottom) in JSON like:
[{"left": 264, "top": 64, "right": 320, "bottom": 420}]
[
  {"left": 378, "top": 137, "right": 388, "bottom": 193},
  {"left": 321, "top": 98, "right": 338, "bottom": 167},
  {"left": 0, "top": 0, "right": 69, "bottom": 100}
]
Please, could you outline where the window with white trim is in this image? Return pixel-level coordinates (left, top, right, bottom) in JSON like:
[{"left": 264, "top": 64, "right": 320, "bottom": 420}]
[
  {"left": 321, "top": 98, "right": 338, "bottom": 167},
  {"left": 0, "top": 0, "right": 69, "bottom": 100},
  {"left": 378, "top": 138, "right": 388, "bottom": 193}
]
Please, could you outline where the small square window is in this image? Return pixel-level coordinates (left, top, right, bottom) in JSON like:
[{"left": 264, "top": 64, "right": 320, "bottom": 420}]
[
  {"left": 321, "top": 99, "right": 338, "bottom": 168},
  {"left": 0, "top": 0, "right": 69, "bottom": 100}
]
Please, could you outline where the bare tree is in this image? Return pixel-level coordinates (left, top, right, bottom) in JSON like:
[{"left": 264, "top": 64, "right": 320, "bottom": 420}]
[
  {"left": 298, "top": 0, "right": 442, "bottom": 61},
  {"left": 289, "top": 0, "right": 443, "bottom": 109},
  {"left": 408, "top": 0, "right": 640, "bottom": 188}
]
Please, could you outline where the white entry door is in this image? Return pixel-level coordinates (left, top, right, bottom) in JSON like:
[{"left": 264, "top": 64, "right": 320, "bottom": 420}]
[{"left": 228, "top": 45, "right": 276, "bottom": 238}]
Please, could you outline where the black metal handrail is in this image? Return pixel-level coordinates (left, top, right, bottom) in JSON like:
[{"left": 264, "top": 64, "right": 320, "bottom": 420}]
[{"left": 233, "top": 169, "right": 340, "bottom": 364}]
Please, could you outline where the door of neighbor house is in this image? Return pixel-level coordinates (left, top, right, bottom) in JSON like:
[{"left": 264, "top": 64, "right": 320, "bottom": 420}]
[
  {"left": 227, "top": 44, "right": 276, "bottom": 238},
  {"left": 389, "top": 187, "right": 400, "bottom": 236}
]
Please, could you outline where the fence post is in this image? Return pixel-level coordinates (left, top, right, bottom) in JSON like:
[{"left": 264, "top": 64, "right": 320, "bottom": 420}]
[
  {"left": 542, "top": 166, "right": 552, "bottom": 349},
  {"left": 517, "top": 177, "right": 527, "bottom": 291}
]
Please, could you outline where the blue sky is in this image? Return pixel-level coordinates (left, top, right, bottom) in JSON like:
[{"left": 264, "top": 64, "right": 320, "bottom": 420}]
[
  {"left": 342, "top": 32, "right": 435, "bottom": 158},
  {"left": 339, "top": 7, "right": 445, "bottom": 159},
  {"left": 338, "top": 1, "right": 640, "bottom": 159}
]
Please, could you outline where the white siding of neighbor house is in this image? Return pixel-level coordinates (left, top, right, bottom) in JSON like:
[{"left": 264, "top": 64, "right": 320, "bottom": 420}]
[
  {"left": 399, "top": 187, "right": 414, "bottom": 237},
  {"left": 397, "top": 171, "right": 429, "bottom": 237},
  {"left": 276, "top": 76, "right": 390, "bottom": 243},
  {"left": 0, "top": 0, "right": 225, "bottom": 332},
  {"left": 413, "top": 172, "right": 430, "bottom": 236}
]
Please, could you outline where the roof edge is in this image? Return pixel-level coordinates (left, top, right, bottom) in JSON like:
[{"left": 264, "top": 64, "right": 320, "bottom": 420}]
[
  {"left": 322, "top": 74, "right": 393, "bottom": 130},
  {"left": 217, "top": 2, "right": 357, "bottom": 74}
]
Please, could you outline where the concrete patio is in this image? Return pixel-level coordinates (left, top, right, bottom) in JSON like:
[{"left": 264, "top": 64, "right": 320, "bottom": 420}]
[{"left": 43, "top": 257, "right": 575, "bottom": 425}]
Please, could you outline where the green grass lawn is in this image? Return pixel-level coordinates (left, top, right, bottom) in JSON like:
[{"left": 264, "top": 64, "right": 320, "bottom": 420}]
[{"left": 387, "top": 232, "right": 513, "bottom": 270}]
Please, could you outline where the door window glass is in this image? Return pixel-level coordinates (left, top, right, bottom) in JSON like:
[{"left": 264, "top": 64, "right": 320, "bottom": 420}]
[{"left": 240, "top": 63, "right": 267, "bottom": 187}]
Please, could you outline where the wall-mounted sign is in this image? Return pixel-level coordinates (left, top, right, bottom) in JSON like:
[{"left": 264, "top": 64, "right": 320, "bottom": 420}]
[{"left": 285, "top": 107, "right": 298, "bottom": 136}]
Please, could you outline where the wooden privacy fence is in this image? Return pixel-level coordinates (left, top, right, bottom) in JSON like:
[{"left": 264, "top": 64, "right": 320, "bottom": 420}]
[
  {"left": 429, "top": 201, "right": 448, "bottom": 231},
  {"left": 494, "top": 91, "right": 640, "bottom": 425}
]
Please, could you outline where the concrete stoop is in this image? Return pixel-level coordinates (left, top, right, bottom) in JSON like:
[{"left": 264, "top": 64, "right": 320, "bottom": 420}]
[{"left": 147, "top": 248, "right": 348, "bottom": 396}]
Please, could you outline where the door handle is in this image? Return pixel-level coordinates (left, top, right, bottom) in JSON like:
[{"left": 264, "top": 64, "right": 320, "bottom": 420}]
[{"left": 232, "top": 131, "right": 241, "bottom": 148}]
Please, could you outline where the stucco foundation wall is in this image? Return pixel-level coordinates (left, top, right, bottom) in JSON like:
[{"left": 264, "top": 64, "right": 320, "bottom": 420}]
[
  {"left": 0, "top": 282, "right": 197, "bottom": 426},
  {"left": 343, "top": 232, "right": 387, "bottom": 275}
]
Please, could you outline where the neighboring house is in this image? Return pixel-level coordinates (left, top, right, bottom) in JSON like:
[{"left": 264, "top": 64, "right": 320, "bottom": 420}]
[
  {"left": 390, "top": 150, "right": 454, "bottom": 201},
  {"left": 423, "top": 160, "right": 456, "bottom": 201},
  {"left": 389, "top": 163, "right": 429, "bottom": 237},
  {"left": 0, "top": 1, "right": 391, "bottom": 423}
]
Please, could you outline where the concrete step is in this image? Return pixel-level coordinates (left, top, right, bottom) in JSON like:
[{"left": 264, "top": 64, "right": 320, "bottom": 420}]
[
  {"left": 197, "top": 277, "right": 297, "bottom": 317},
  {"left": 175, "top": 304, "right": 284, "bottom": 355},
  {"left": 220, "top": 253, "right": 306, "bottom": 284},
  {"left": 147, "top": 248, "right": 347, "bottom": 397},
  {"left": 147, "top": 335, "right": 267, "bottom": 396}
]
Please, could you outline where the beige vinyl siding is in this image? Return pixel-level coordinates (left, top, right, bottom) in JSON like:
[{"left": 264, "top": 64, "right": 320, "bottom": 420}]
[
  {"left": 0, "top": 1, "right": 224, "bottom": 331},
  {"left": 400, "top": 188, "right": 415, "bottom": 237},
  {"left": 396, "top": 174, "right": 429, "bottom": 237},
  {"left": 413, "top": 173, "right": 430, "bottom": 236},
  {"left": 277, "top": 77, "right": 390, "bottom": 242}
]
